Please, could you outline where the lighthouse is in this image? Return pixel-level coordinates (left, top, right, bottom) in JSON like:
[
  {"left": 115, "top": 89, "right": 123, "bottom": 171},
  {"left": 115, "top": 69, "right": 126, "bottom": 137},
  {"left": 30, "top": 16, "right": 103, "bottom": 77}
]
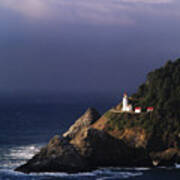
[{"left": 122, "top": 93, "right": 132, "bottom": 112}]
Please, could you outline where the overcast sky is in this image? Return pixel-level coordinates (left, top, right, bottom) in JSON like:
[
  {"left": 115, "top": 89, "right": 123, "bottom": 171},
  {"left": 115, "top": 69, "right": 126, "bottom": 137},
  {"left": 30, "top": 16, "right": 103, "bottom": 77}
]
[{"left": 0, "top": 0, "right": 180, "bottom": 96}]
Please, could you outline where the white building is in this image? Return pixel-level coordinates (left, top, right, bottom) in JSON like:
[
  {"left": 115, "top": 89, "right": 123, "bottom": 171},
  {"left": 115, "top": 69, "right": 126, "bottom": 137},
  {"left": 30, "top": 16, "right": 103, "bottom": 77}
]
[
  {"left": 147, "top": 107, "right": 154, "bottom": 112},
  {"left": 122, "top": 93, "right": 133, "bottom": 112},
  {"left": 135, "top": 107, "right": 142, "bottom": 113}
]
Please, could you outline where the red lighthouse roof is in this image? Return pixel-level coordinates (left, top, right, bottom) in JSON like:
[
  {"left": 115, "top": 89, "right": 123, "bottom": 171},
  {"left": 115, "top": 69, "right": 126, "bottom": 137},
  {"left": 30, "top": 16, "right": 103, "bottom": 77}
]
[
  {"left": 147, "top": 107, "right": 154, "bottom": 112},
  {"left": 147, "top": 107, "right": 154, "bottom": 110}
]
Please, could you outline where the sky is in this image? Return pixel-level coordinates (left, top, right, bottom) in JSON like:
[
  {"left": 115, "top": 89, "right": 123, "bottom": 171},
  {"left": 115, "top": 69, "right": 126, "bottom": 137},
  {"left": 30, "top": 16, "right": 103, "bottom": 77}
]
[{"left": 0, "top": 0, "right": 180, "bottom": 96}]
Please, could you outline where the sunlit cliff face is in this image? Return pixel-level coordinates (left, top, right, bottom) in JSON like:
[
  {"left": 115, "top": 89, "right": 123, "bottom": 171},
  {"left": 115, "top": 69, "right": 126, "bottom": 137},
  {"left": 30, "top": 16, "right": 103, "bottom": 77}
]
[{"left": 0, "top": 0, "right": 179, "bottom": 25}]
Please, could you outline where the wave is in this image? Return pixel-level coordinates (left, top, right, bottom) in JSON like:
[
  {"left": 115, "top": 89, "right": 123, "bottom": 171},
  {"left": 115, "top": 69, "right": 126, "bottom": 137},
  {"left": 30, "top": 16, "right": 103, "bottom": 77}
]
[
  {"left": 175, "top": 164, "right": 180, "bottom": 168},
  {"left": 30, "top": 168, "right": 143, "bottom": 179},
  {"left": 0, "top": 168, "right": 143, "bottom": 180},
  {"left": 7, "top": 145, "right": 40, "bottom": 160},
  {"left": 94, "top": 168, "right": 143, "bottom": 180},
  {"left": 0, "top": 144, "right": 42, "bottom": 169},
  {"left": 96, "top": 172, "right": 143, "bottom": 180}
]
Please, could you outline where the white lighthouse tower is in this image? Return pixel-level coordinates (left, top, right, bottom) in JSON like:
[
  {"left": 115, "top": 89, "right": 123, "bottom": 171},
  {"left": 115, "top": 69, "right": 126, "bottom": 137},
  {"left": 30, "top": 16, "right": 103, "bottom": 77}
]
[{"left": 122, "top": 93, "right": 132, "bottom": 112}]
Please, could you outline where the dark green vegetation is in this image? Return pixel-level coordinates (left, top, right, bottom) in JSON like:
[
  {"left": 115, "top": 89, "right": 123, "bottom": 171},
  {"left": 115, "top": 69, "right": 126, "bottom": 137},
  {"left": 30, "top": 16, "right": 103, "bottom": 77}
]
[
  {"left": 105, "top": 59, "right": 180, "bottom": 152},
  {"left": 132, "top": 58, "right": 180, "bottom": 116}
]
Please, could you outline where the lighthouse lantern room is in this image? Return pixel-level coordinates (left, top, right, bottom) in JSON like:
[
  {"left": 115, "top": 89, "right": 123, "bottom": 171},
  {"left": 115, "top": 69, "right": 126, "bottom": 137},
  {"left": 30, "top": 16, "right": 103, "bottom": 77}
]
[
  {"left": 120, "top": 92, "right": 154, "bottom": 113},
  {"left": 122, "top": 93, "right": 132, "bottom": 112}
]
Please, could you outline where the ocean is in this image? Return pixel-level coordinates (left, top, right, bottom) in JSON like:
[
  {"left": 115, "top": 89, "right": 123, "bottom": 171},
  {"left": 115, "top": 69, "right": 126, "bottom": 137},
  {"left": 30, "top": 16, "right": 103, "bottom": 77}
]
[{"left": 0, "top": 93, "right": 180, "bottom": 180}]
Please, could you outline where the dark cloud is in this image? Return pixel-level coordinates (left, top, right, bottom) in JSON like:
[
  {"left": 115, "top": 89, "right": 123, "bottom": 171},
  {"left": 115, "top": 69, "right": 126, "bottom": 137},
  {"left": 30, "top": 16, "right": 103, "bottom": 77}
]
[{"left": 0, "top": 0, "right": 179, "bottom": 96}]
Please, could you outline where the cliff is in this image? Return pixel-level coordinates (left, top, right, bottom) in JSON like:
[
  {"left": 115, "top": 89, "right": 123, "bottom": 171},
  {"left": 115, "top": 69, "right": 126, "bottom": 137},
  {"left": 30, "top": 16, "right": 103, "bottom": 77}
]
[{"left": 16, "top": 59, "right": 180, "bottom": 173}]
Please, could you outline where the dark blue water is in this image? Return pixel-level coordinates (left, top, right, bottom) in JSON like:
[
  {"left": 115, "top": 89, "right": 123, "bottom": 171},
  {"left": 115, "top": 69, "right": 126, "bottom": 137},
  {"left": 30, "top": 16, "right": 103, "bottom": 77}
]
[{"left": 0, "top": 94, "right": 180, "bottom": 180}]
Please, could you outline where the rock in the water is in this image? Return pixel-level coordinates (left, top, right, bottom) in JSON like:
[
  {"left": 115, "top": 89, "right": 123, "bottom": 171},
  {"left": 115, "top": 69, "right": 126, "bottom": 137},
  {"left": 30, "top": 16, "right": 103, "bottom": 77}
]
[
  {"left": 150, "top": 148, "right": 180, "bottom": 167},
  {"left": 16, "top": 127, "right": 152, "bottom": 173},
  {"left": 63, "top": 108, "right": 101, "bottom": 139},
  {"left": 15, "top": 135, "right": 89, "bottom": 173}
]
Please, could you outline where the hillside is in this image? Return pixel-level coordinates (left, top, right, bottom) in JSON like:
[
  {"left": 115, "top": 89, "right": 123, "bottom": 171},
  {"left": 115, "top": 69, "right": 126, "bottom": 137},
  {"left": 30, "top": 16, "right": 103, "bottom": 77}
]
[
  {"left": 132, "top": 59, "right": 180, "bottom": 115},
  {"left": 93, "top": 59, "right": 180, "bottom": 152}
]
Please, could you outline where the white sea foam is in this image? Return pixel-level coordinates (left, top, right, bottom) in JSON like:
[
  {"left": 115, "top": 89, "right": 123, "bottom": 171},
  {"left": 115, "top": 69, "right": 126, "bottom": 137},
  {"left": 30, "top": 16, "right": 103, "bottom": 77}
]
[
  {"left": 1, "top": 168, "right": 143, "bottom": 180},
  {"left": 89, "top": 168, "right": 143, "bottom": 180},
  {"left": 175, "top": 164, "right": 180, "bottom": 168},
  {"left": 30, "top": 171, "right": 98, "bottom": 177},
  {"left": 0, "top": 144, "right": 42, "bottom": 169},
  {"left": 0, "top": 166, "right": 144, "bottom": 178},
  {"left": 96, "top": 171, "right": 143, "bottom": 180},
  {"left": 8, "top": 145, "right": 41, "bottom": 160},
  {"left": 132, "top": 167, "right": 151, "bottom": 171},
  {"left": 0, "top": 169, "right": 27, "bottom": 176},
  {"left": 0, "top": 170, "right": 96, "bottom": 178},
  {"left": 0, "top": 166, "right": 145, "bottom": 180}
]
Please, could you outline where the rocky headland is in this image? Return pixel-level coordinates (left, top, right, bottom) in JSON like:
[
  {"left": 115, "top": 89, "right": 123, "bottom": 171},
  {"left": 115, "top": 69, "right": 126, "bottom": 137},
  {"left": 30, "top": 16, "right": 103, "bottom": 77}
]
[{"left": 16, "top": 59, "right": 180, "bottom": 173}]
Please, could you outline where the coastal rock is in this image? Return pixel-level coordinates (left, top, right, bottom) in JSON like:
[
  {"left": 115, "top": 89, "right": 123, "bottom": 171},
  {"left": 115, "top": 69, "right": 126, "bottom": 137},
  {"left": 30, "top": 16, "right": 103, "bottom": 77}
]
[
  {"left": 63, "top": 108, "right": 101, "bottom": 139},
  {"left": 16, "top": 107, "right": 101, "bottom": 173},
  {"left": 15, "top": 135, "right": 88, "bottom": 173},
  {"left": 150, "top": 148, "right": 180, "bottom": 167},
  {"left": 16, "top": 127, "right": 152, "bottom": 173}
]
